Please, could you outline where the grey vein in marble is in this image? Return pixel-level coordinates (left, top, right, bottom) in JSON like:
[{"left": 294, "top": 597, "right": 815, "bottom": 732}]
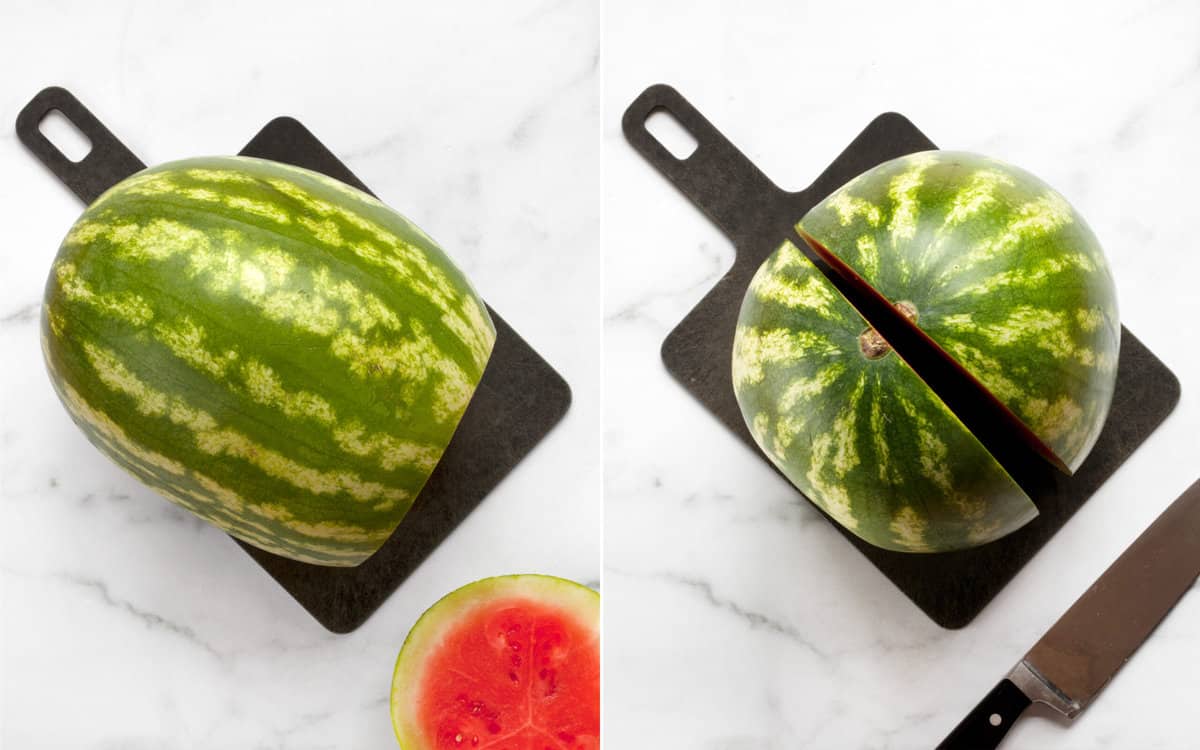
[
  {"left": 605, "top": 240, "right": 731, "bottom": 325},
  {"left": 5, "top": 567, "right": 228, "bottom": 662},
  {"left": 0, "top": 302, "right": 38, "bottom": 326},
  {"left": 610, "top": 567, "right": 829, "bottom": 660}
]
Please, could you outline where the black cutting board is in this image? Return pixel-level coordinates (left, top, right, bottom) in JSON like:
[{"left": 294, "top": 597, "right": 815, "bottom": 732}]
[
  {"left": 623, "top": 84, "right": 1180, "bottom": 629},
  {"left": 17, "top": 86, "right": 571, "bottom": 633}
]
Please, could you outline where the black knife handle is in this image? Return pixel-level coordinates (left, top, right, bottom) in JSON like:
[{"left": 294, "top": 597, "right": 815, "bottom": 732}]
[{"left": 937, "top": 678, "right": 1032, "bottom": 750}]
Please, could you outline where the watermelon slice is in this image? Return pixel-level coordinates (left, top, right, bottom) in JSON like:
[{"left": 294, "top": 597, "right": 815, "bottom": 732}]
[{"left": 390, "top": 575, "right": 600, "bottom": 749}]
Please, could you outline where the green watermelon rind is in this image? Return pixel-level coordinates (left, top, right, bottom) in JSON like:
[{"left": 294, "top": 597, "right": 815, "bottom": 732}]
[
  {"left": 733, "top": 150, "right": 1119, "bottom": 553},
  {"left": 799, "top": 150, "right": 1120, "bottom": 472},
  {"left": 390, "top": 574, "right": 600, "bottom": 749},
  {"left": 43, "top": 155, "right": 497, "bottom": 567},
  {"left": 733, "top": 240, "right": 1039, "bottom": 552}
]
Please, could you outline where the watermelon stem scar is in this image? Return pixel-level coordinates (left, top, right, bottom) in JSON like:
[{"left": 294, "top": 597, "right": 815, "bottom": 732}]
[{"left": 859, "top": 300, "right": 918, "bottom": 360}]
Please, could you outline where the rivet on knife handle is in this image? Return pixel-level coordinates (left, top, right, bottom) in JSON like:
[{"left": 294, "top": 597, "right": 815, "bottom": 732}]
[{"left": 936, "top": 678, "right": 1032, "bottom": 750}]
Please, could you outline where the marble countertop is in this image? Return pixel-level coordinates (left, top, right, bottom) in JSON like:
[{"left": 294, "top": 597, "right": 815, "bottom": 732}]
[
  {"left": 0, "top": 2, "right": 600, "bottom": 747},
  {"left": 4, "top": 1, "right": 1200, "bottom": 748},
  {"left": 604, "top": 1, "right": 1200, "bottom": 748}
]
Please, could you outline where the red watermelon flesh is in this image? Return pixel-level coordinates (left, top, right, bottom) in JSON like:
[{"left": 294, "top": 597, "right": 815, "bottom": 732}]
[{"left": 392, "top": 576, "right": 599, "bottom": 750}]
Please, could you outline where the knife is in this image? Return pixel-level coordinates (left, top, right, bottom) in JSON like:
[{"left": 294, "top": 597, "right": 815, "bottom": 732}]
[{"left": 938, "top": 478, "right": 1200, "bottom": 749}]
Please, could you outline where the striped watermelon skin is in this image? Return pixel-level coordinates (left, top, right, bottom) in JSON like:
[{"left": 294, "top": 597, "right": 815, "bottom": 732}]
[
  {"left": 800, "top": 151, "right": 1119, "bottom": 470},
  {"left": 734, "top": 151, "right": 1118, "bottom": 552},
  {"left": 42, "top": 156, "right": 496, "bottom": 567},
  {"left": 733, "top": 241, "right": 1037, "bottom": 552}
]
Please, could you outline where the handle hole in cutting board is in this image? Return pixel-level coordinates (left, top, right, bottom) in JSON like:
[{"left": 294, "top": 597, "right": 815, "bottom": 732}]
[
  {"left": 39, "top": 109, "right": 92, "bottom": 162},
  {"left": 644, "top": 107, "right": 698, "bottom": 160}
]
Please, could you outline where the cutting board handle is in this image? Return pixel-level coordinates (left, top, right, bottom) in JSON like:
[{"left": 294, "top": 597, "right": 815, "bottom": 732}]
[
  {"left": 16, "top": 86, "right": 145, "bottom": 205},
  {"left": 622, "top": 84, "right": 790, "bottom": 249}
]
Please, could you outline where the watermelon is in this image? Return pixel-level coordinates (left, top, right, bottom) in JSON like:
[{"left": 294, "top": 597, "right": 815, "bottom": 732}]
[
  {"left": 733, "top": 151, "right": 1119, "bottom": 552},
  {"left": 390, "top": 575, "right": 600, "bottom": 750},
  {"left": 41, "top": 156, "right": 496, "bottom": 567}
]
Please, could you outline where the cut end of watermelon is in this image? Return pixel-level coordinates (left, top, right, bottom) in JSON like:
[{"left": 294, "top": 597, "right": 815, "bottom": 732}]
[{"left": 391, "top": 575, "right": 599, "bottom": 750}]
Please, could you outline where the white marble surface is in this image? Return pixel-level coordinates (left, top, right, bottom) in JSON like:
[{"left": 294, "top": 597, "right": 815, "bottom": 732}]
[
  {"left": 605, "top": 1, "right": 1200, "bottom": 748},
  {"left": 0, "top": 2, "right": 600, "bottom": 747}
]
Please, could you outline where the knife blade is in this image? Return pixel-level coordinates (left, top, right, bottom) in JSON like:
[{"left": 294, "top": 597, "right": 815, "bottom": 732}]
[{"left": 938, "top": 478, "right": 1200, "bottom": 749}]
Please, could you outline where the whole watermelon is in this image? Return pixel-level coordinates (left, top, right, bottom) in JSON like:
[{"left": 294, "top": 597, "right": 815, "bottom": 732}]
[
  {"left": 42, "top": 156, "right": 496, "bottom": 567},
  {"left": 733, "top": 151, "right": 1119, "bottom": 553}
]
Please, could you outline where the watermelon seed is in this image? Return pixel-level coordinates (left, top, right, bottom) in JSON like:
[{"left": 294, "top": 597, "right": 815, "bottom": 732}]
[{"left": 538, "top": 667, "right": 559, "bottom": 696}]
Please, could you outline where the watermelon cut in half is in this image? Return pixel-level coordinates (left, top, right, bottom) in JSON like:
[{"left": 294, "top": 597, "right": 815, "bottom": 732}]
[
  {"left": 733, "top": 151, "right": 1120, "bottom": 553},
  {"left": 390, "top": 575, "right": 600, "bottom": 750},
  {"left": 42, "top": 156, "right": 496, "bottom": 567}
]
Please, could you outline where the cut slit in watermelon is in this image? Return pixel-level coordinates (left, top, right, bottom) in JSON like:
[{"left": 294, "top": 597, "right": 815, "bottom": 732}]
[
  {"left": 391, "top": 576, "right": 600, "bottom": 750},
  {"left": 794, "top": 227, "right": 1069, "bottom": 496},
  {"left": 733, "top": 151, "right": 1121, "bottom": 552}
]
